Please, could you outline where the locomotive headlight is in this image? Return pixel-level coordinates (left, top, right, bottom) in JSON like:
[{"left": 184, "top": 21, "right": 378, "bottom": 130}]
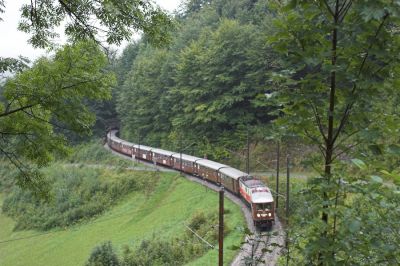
[
  {"left": 257, "top": 213, "right": 261, "bottom": 218},
  {"left": 268, "top": 213, "right": 271, "bottom": 217}
]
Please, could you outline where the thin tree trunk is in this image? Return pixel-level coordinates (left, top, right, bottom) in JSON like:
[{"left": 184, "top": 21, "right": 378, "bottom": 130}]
[{"left": 319, "top": 1, "right": 339, "bottom": 264}]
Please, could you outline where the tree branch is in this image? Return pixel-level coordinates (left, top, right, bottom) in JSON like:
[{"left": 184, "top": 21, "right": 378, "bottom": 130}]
[
  {"left": 331, "top": 100, "right": 353, "bottom": 144},
  {"left": 309, "top": 101, "right": 328, "bottom": 142},
  {"left": 0, "top": 77, "right": 103, "bottom": 118},
  {"left": 304, "top": 129, "right": 327, "bottom": 160},
  {"left": 0, "top": 104, "right": 36, "bottom": 118},
  {"left": 328, "top": 4, "right": 387, "bottom": 156},
  {"left": 357, "top": 12, "right": 389, "bottom": 77},
  {"left": 331, "top": 142, "right": 360, "bottom": 161},
  {"left": 338, "top": 0, "right": 352, "bottom": 22},
  {"left": 0, "top": 145, "right": 31, "bottom": 182},
  {"left": 332, "top": 129, "right": 360, "bottom": 152},
  {"left": 322, "top": 0, "right": 335, "bottom": 18},
  {"left": 22, "top": 109, "right": 72, "bottom": 132},
  {"left": 58, "top": 0, "right": 107, "bottom": 50}
]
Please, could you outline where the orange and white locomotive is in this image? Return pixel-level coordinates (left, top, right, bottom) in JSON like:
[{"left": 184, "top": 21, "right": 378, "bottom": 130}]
[{"left": 239, "top": 176, "right": 275, "bottom": 226}]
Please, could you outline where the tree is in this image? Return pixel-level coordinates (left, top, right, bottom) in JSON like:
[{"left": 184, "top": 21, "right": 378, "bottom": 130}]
[
  {"left": 117, "top": 45, "right": 173, "bottom": 147},
  {"left": 1, "top": 0, "right": 172, "bottom": 49},
  {"left": 171, "top": 19, "right": 274, "bottom": 155},
  {"left": 0, "top": 41, "right": 115, "bottom": 196},
  {"left": 268, "top": 0, "right": 400, "bottom": 264},
  {"left": 0, "top": 0, "right": 173, "bottom": 78},
  {"left": 0, "top": 0, "right": 173, "bottom": 194},
  {"left": 86, "top": 242, "right": 120, "bottom": 266}
]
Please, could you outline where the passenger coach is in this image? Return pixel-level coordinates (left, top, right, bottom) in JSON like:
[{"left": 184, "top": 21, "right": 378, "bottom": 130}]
[{"left": 107, "top": 130, "right": 275, "bottom": 227}]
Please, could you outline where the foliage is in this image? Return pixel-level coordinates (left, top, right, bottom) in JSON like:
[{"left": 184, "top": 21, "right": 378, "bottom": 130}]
[
  {"left": 0, "top": 56, "right": 30, "bottom": 79},
  {"left": 116, "top": 46, "right": 172, "bottom": 147},
  {"left": 17, "top": 0, "right": 173, "bottom": 49},
  {"left": 267, "top": 1, "right": 400, "bottom": 264},
  {"left": 284, "top": 167, "right": 400, "bottom": 265},
  {"left": 85, "top": 241, "right": 120, "bottom": 266},
  {"left": 268, "top": 0, "right": 400, "bottom": 161},
  {"left": 121, "top": 237, "right": 187, "bottom": 266},
  {"left": 114, "top": 43, "right": 141, "bottom": 87},
  {"left": 115, "top": 0, "right": 278, "bottom": 161},
  {"left": 171, "top": 19, "right": 273, "bottom": 140},
  {"left": 0, "top": 41, "right": 115, "bottom": 196},
  {"left": 1, "top": 164, "right": 158, "bottom": 231},
  {"left": 0, "top": 0, "right": 173, "bottom": 195},
  {"left": 0, "top": 160, "right": 17, "bottom": 193}
]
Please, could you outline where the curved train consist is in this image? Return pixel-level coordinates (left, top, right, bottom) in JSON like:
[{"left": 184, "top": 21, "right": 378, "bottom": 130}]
[{"left": 107, "top": 130, "right": 274, "bottom": 227}]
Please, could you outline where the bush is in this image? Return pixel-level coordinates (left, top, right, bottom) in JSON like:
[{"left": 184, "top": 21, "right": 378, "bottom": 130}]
[
  {"left": 66, "top": 141, "right": 134, "bottom": 167},
  {"left": 85, "top": 211, "right": 233, "bottom": 266},
  {"left": 1, "top": 164, "right": 159, "bottom": 231},
  {"left": 85, "top": 241, "right": 120, "bottom": 266},
  {"left": 121, "top": 238, "right": 185, "bottom": 266}
]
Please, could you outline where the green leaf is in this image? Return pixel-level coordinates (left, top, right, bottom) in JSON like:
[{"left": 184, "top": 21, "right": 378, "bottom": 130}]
[
  {"left": 368, "top": 144, "right": 383, "bottom": 155},
  {"left": 349, "top": 220, "right": 361, "bottom": 233},
  {"left": 229, "top": 245, "right": 241, "bottom": 251},
  {"left": 388, "top": 144, "right": 400, "bottom": 155},
  {"left": 351, "top": 159, "right": 367, "bottom": 170},
  {"left": 370, "top": 175, "right": 383, "bottom": 183}
]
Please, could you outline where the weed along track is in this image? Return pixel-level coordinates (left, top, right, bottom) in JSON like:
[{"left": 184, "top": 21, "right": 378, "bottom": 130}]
[{"left": 106, "top": 130, "right": 284, "bottom": 265}]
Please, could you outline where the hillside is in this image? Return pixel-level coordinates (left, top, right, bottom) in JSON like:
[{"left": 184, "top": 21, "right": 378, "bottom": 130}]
[{"left": 0, "top": 144, "right": 246, "bottom": 266}]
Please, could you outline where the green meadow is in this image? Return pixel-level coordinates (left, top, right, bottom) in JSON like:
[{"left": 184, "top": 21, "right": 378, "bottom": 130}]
[{"left": 0, "top": 167, "right": 245, "bottom": 266}]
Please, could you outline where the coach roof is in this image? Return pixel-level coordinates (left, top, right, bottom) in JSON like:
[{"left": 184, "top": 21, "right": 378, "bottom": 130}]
[
  {"left": 219, "top": 167, "right": 248, "bottom": 180},
  {"left": 196, "top": 159, "right": 228, "bottom": 171},
  {"left": 151, "top": 148, "right": 175, "bottom": 156},
  {"left": 171, "top": 153, "right": 202, "bottom": 162}
]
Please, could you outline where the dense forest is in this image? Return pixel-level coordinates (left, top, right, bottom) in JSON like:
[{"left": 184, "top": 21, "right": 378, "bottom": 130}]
[{"left": 112, "top": 0, "right": 278, "bottom": 160}]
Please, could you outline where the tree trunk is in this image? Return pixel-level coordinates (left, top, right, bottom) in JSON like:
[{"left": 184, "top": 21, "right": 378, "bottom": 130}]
[{"left": 319, "top": 1, "right": 339, "bottom": 264}]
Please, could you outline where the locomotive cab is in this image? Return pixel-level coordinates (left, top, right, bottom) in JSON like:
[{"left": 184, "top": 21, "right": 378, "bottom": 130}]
[
  {"left": 239, "top": 176, "right": 275, "bottom": 228},
  {"left": 252, "top": 199, "right": 275, "bottom": 227},
  {"left": 255, "top": 202, "right": 274, "bottom": 219}
]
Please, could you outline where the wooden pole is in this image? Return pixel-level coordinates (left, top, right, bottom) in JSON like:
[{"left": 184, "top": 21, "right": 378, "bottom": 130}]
[
  {"left": 219, "top": 187, "right": 224, "bottom": 266},
  {"left": 138, "top": 131, "right": 141, "bottom": 162},
  {"left": 286, "top": 155, "right": 290, "bottom": 266},
  {"left": 180, "top": 134, "right": 183, "bottom": 175},
  {"left": 276, "top": 141, "right": 280, "bottom": 209},
  {"left": 246, "top": 128, "right": 250, "bottom": 174}
]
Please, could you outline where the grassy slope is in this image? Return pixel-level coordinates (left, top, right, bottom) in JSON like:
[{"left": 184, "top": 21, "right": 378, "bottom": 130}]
[{"left": 0, "top": 170, "right": 245, "bottom": 266}]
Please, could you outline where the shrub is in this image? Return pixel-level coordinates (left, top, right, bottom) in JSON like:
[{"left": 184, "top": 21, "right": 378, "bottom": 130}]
[
  {"left": 121, "top": 238, "right": 185, "bottom": 266},
  {"left": 85, "top": 241, "right": 120, "bottom": 266}
]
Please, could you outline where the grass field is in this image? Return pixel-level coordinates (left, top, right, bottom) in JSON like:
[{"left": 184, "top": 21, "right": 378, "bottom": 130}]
[{"left": 0, "top": 169, "right": 245, "bottom": 266}]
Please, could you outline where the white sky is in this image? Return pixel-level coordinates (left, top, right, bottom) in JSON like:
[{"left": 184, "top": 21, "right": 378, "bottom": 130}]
[{"left": 0, "top": 0, "right": 181, "bottom": 61}]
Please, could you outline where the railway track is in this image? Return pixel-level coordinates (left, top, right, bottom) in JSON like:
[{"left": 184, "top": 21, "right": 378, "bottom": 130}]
[
  {"left": 230, "top": 215, "right": 284, "bottom": 266},
  {"left": 104, "top": 143, "right": 284, "bottom": 265}
]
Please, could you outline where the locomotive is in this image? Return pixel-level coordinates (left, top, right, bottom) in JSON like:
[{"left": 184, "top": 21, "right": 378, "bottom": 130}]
[{"left": 107, "top": 130, "right": 274, "bottom": 227}]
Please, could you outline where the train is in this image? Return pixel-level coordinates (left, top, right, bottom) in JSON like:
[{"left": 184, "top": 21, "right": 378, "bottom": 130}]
[{"left": 106, "top": 129, "right": 275, "bottom": 227}]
